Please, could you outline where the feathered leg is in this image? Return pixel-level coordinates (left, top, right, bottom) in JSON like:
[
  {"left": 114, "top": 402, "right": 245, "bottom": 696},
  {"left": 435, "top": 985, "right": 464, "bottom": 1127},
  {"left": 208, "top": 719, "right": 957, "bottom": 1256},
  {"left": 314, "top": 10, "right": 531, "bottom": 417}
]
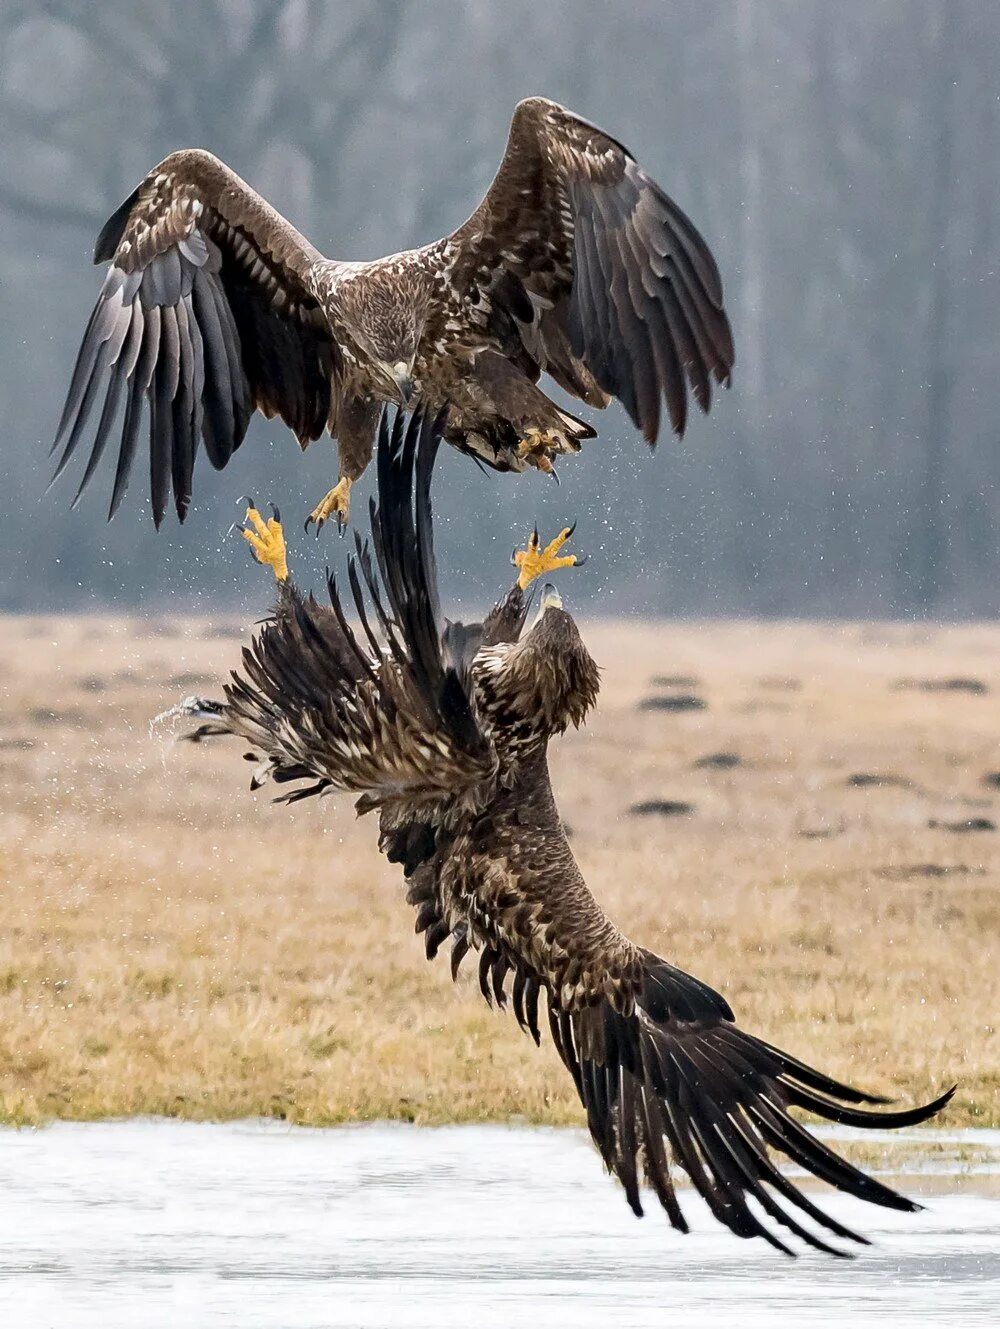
[{"left": 306, "top": 396, "right": 380, "bottom": 534}]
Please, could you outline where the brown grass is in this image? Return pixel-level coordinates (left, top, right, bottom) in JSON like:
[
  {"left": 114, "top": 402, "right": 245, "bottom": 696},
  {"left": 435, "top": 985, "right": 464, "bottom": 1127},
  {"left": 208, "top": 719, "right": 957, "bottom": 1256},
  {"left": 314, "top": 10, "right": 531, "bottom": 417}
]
[{"left": 0, "top": 614, "right": 997, "bottom": 1129}]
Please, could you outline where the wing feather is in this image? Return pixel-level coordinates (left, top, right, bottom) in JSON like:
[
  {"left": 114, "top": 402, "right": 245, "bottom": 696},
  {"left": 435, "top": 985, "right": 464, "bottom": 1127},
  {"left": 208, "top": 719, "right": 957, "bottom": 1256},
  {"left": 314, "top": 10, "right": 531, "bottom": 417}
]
[
  {"left": 423, "top": 760, "right": 951, "bottom": 1254},
  {"left": 52, "top": 149, "right": 339, "bottom": 525},
  {"left": 109, "top": 305, "right": 158, "bottom": 518},
  {"left": 187, "top": 409, "right": 497, "bottom": 818},
  {"left": 445, "top": 97, "right": 733, "bottom": 445}
]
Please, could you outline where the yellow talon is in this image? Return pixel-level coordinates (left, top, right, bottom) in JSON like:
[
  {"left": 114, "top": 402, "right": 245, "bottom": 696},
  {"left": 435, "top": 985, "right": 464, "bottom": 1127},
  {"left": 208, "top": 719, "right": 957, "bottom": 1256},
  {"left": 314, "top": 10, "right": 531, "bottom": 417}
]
[
  {"left": 307, "top": 477, "right": 352, "bottom": 533},
  {"left": 240, "top": 506, "right": 288, "bottom": 582},
  {"left": 514, "top": 526, "right": 579, "bottom": 590}
]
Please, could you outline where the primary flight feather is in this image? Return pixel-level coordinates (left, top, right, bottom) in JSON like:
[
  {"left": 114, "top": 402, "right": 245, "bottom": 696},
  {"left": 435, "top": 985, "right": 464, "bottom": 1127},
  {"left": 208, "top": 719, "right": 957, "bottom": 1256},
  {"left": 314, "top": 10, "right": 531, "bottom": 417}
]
[
  {"left": 178, "top": 407, "right": 951, "bottom": 1257},
  {"left": 51, "top": 97, "right": 733, "bottom": 531}
]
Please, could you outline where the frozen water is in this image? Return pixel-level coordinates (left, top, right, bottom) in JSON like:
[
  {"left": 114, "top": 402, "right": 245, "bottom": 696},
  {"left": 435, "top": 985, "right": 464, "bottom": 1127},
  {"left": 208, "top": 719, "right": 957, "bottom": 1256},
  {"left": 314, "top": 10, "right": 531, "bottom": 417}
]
[{"left": 0, "top": 1121, "right": 997, "bottom": 1328}]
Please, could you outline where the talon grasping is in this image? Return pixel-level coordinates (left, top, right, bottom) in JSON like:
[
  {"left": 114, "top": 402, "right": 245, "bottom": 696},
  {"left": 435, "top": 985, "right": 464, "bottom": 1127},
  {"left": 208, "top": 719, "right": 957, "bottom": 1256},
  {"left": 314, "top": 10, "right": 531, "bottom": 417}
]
[
  {"left": 239, "top": 505, "right": 288, "bottom": 582},
  {"left": 307, "top": 477, "right": 352, "bottom": 534},
  {"left": 513, "top": 525, "right": 580, "bottom": 590},
  {"left": 516, "top": 426, "right": 566, "bottom": 476}
]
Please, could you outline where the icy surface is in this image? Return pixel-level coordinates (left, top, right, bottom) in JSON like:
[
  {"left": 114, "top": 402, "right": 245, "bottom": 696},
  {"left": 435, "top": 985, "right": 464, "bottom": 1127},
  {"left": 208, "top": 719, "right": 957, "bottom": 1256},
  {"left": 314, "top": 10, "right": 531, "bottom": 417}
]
[{"left": 0, "top": 1121, "right": 997, "bottom": 1328}]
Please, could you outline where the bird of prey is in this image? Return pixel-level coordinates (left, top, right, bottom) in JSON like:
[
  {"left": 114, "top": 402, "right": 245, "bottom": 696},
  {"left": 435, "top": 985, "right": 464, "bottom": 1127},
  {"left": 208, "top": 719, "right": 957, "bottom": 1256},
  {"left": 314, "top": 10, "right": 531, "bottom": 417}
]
[
  {"left": 179, "top": 408, "right": 950, "bottom": 1256},
  {"left": 51, "top": 96, "right": 733, "bottom": 532}
]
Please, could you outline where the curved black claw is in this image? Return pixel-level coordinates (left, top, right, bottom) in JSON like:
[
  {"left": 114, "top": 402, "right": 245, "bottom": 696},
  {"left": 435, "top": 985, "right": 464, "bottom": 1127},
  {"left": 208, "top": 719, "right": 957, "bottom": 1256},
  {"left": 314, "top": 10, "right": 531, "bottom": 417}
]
[
  {"left": 268, "top": 502, "right": 281, "bottom": 523},
  {"left": 237, "top": 494, "right": 254, "bottom": 511}
]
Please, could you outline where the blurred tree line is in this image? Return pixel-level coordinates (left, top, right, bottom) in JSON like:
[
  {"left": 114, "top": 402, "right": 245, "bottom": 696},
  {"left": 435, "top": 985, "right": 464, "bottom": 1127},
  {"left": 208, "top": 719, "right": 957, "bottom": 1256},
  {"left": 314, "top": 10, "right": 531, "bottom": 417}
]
[{"left": 2, "top": 0, "right": 998, "bottom": 618}]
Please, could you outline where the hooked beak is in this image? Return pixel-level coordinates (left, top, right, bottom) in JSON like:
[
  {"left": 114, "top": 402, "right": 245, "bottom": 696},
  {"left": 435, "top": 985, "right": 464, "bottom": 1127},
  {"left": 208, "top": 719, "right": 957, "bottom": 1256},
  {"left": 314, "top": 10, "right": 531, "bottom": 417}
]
[
  {"left": 540, "top": 582, "right": 563, "bottom": 612},
  {"left": 530, "top": 582, "right": 564, "bottom": 631},
  {"left": 391, "top": 361, "right": 414, "bottom": 407}
]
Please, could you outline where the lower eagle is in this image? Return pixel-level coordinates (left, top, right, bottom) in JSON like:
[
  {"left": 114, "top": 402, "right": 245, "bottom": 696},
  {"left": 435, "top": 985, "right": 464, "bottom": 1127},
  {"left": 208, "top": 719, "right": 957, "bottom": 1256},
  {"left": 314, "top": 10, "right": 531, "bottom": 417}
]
[
  {"left": 179, "top": 408, "right": 950, "bottom": 1256},
  {"left": 51, "top": 97, "right": 732, "bottom": 531}
]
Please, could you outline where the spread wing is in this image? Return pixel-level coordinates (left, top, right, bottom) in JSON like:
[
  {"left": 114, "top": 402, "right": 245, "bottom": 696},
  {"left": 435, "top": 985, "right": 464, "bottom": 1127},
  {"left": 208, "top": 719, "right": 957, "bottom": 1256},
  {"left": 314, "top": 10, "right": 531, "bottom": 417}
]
[
  {"left": 187, "top": 408, "right": 497, "bottom": 818},
  {"left": 445, "top": 96, "right": 734, "bottom": 442},
  {"left": 51, "top": 150, "right": 340, "bottom": 526},
  {"left": 411, "top": 770, "right": 953, "bottom": 1256}
]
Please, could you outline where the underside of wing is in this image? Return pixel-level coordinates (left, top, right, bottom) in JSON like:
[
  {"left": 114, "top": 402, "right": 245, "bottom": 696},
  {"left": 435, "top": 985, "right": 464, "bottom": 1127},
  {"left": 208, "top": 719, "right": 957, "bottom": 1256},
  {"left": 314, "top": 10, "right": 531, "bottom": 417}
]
[
  {"left": 445, "top": 96, "right": 734, "bottom": 443},
  {"left": 52, "top": 150, "right": 339, "bottom": 526}
]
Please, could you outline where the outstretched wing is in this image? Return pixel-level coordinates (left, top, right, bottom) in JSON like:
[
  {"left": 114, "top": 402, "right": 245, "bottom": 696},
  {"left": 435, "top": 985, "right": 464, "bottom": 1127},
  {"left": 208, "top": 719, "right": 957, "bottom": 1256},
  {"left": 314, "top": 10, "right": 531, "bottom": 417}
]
[
  {"left": 417, "top": 774, "right": 952, "bottom": 1256},
  {"left": 444, "top": 96, "right": 734, "bottom": 442},
  {"left": 191, "top": 408, "right": 497, "bottom": 818},
  {"left": 51, "top": 150, "right": 339, "bottom": 526}
]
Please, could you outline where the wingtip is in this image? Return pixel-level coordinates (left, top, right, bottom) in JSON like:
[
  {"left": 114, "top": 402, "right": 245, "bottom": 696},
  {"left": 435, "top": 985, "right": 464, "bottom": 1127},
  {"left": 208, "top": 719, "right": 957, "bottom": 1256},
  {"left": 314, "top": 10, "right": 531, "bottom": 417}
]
[{"left": 927, "top": 1083, "right": 958, "bottom": 1116}]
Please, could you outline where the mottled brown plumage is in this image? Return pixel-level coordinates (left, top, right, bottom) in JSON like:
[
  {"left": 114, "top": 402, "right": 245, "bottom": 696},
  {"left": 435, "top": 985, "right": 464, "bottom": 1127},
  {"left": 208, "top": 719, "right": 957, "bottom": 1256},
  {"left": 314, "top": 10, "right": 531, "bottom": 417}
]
[
  {"left": 51, "top": 97, "right": 734, "bottom": 528},
  {"left": 180, "top": 408, "right": 952, "bottom": 1257}
]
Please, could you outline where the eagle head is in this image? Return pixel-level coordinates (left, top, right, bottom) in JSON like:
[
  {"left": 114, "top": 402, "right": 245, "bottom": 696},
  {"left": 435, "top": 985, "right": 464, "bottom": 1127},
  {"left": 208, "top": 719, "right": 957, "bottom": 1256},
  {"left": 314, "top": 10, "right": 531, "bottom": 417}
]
[
  {"left": 336, "top": 267, "right": 428, "bottom": 407},
  {"left": 516, "top": 587, "right": 601, "bottom": 732},
  {"left": 367, "top": 302, "right": 418, "bottom": 404}
]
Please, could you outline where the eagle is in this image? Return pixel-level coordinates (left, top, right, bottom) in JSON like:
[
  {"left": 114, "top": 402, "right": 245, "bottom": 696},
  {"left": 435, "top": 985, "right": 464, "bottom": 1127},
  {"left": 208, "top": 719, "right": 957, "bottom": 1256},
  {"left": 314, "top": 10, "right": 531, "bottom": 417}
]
[
  {"left": 50, "top": 96, "right": 733, "bottom": 532},
  {"left": 178, "top": 407, "right": 951, "bottom": 1256}
]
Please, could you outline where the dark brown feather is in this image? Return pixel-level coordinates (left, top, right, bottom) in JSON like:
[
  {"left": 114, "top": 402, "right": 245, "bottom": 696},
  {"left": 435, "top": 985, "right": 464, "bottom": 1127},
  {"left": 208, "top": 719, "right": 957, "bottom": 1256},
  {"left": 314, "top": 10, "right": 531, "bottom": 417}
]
[
  {"left": 53, "top": 149, "right": 337, "bottom": 524},
  {"left": 443, "top": 96, "right": 734, "bottom": 445}
]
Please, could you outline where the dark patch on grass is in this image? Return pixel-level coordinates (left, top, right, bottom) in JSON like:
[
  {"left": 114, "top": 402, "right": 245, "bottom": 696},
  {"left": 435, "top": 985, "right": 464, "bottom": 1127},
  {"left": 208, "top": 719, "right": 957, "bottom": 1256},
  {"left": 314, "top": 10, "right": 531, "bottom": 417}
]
[
  {"left": 847, "top": 772, "right": 913, "bottom": 789},
  {"left": 877, "top": 863, "right": 985, "bottom": 881},
  {"left": 928, "top": 816, "right": 996, "bottom": 833},
  {"left": 893, "top": 677, "right": 988, "bottom": 695},
  {"left": 163, "top": 672, "right": 215, "bottom": 689},
  {"left": 694, "top": 751, "right": 742, "bottom": 771},
  {"left": 798, "top": 823, "right": 842, "bottom": 840},
  {"left": 638, "top": 694, "right": 706, "bottom": 713},
  {"left": 27, "top": 707, "right": 89, "bottom": 728},
  {"left": 76, "top": 676, "right": 108, "bottom": 693},
  {"left": 650, "top": 674, "right": 700, "bottom": 687},
  {"left": 629, "top": 799, "right": 695, "bottom": 817}
]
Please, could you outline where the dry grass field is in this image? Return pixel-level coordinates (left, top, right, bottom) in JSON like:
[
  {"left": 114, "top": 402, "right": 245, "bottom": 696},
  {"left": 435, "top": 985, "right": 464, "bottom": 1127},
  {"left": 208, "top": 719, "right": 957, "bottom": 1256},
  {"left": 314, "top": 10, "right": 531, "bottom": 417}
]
[{"left": 1, "top": 613, "right": 998, "bottom": 1132}]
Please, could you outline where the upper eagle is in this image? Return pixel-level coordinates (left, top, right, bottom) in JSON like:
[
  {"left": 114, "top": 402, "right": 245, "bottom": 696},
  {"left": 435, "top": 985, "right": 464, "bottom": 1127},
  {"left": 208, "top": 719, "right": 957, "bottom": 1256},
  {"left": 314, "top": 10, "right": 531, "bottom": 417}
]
[
  {"left": 50, "top": 96, "right": 734, "bottom": 530},
  {"left": 179, "top": 407, "right": 951, "bottom": 1257}
]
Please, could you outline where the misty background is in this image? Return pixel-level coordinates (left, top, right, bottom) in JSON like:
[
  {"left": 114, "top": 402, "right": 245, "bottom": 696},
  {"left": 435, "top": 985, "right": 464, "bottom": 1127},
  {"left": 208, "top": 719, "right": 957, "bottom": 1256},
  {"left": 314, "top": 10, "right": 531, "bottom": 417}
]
[{"left": 2, "top": 0, "right": 998, "bottom": 619}]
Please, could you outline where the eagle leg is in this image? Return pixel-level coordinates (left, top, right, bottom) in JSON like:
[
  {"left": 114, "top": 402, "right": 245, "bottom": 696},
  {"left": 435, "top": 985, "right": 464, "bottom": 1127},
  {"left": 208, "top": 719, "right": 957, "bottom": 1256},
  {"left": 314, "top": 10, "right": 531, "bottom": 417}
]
[
  {"left": 306, "top": 477, "right": 352, "bottom": 536},
  {"left": 513, "top": 524, "right": 580, "bottom": 590},
  {"left": 239, "top": 502, "right": 288, "bottom": 582}
]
